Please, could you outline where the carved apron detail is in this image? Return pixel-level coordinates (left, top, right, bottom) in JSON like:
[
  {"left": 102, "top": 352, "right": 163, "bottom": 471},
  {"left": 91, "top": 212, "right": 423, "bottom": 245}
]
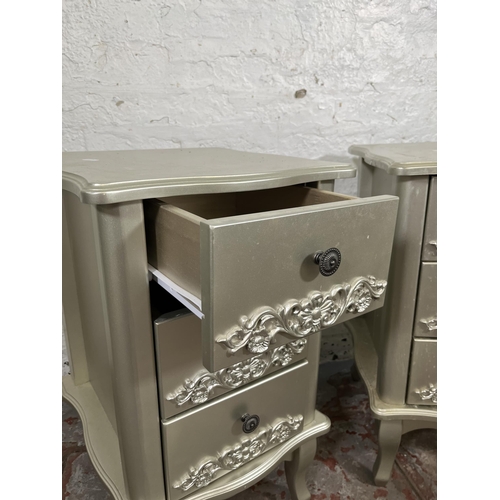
[
  {"left": 217, "top": 275, "right": 387, "bottom": 354},
  {"left": 167, "top": 340, "right": 307, "bottom": 406},
  {"left": 173, "top": 415, "right": 303, "bottom": 491}
]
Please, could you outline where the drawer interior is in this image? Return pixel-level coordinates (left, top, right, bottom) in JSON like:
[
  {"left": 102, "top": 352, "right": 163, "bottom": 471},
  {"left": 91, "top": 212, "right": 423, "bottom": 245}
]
[{"left": 156, "top": 185, "right": 355, "bottom": 220}]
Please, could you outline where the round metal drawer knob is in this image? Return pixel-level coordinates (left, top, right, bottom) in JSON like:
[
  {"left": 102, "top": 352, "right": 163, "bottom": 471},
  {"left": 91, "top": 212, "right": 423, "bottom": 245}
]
[
  {"left": 241, "top": 413, "right": 260, "bottom": 433},
  {"left": 314, "top": 248, "right": 341, "bottom": 276}
]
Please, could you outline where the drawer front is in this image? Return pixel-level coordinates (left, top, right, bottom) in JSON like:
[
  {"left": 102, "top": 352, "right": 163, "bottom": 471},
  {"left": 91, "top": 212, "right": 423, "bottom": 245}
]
[
  {"left": 146, "top": 188, "right": 398, "bottom": 372},
  {"left": 154, "top": 310, "right": 309, "bottom": 419},
  {"left": 406, "top": 338, "right": 437, "bottom": 406},
  {"left": 202, "top": 195, "right": 398, "bottom": 371},
  {"left": 421, "top": 176, "right": 437, "bottom": 261},
  {"left": 162, "top": 360, "right": 311, "bottom": 500},
  {"left": 413, "top": 262, "right": 437, "bottom": 338}
]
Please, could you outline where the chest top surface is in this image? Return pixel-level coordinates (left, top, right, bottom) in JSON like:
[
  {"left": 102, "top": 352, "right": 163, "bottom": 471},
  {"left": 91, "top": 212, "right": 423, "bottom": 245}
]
[
  {"left": 348, "top": 142, "right": 437, "bottom": 176},
  {"left": 62, "top": 148, "right": 354, "bottom": 205}
]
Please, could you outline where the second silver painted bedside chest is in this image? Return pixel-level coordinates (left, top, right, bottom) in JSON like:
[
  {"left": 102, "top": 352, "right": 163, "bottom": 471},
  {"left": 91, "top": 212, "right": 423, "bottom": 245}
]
[{"left": 347, "top": 142, "right": 437, "bottom": 486}]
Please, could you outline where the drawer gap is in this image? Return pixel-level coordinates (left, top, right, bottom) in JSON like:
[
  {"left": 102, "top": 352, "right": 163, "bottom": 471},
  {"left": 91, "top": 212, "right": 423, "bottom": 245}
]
[
  {"left": 149, "top": 265, "right": 203, "bottom": 319},
  {"left": 157, "top": 185, "right": 356, "bottom": 220},
  {"left": 144, "top": 186, "right": 357, "bottom": 304}
]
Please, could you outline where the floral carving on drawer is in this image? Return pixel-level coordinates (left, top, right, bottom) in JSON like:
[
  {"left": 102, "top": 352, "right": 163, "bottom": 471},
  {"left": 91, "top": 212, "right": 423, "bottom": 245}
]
[
  {"left": 217, "top": 275, "right": 387, "bottom": 354},
  {"left": 167, "top": 340, "right": 307, "bottom": 406},
  {"left": 420, "top": 317, "right": 437, "bottom": 332},
  {"left": 415, "top": 383, "right": 437, "bottom": 404},
  {"left": 173, "top": 415, "right": 303, "bottom": 491}
]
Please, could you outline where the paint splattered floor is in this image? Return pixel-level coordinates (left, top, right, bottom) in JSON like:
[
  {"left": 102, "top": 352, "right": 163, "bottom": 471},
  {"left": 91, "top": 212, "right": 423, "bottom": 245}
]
[{"left": 62, "top": 360, "right": 436, "bottom": 499}]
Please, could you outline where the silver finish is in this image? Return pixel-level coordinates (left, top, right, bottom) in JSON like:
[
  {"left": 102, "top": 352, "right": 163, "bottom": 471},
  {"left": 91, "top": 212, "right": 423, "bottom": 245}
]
[
  {"left": 406, "top": 338, "right": 437, "bottom": 406},
  {"left": 93, "top": 202, "right": 166, "bottom": 499},
  {"left": 144, "top": 185, "right": 398, "bottom": 372},
  {"left": 162, "top": 355, "right": 317, "bottom": 500},
  {"left": 421, "top": 176, "right": 437, "bottom": 261},
  {"left": 348, "top": 317, "right": 437, "bottom": 487},
  {"left": 63, "top": 191, "right": 166, "bottom": 498},
  {"left": 217, "top": 275, "right": 387, "bottom": 354},
  {"left": 173, "top": 415, "right": 303, "bottom": 492},
  {"left": 420, "top": 318, "right": 437, "bottom": 332},
  {"left": 166, "top": 340, "right": 307, "bottom": 407},
  {"left": 62, "top": 193, "right": 90, "bottom": 387},
  {"left": 415, "top": 384, "right": 437, "bottom": 404},
  {"left": 154, "top": 311, "right": 309, "bottom": 419},
  {"left": 202, "top": 193, "right": 398, "bottom": 372},
  {"left": 63, "top": 147, "right": 395, "bottom": 500},
  {"left": 285, "top": 438, "right": 317, "bottom": 500},
  {"left": 171, "top": 412, "right": 331, "bottom": 500},
  {"left": 347, "top": 318, "right": 437, "bottom": 420},
  {"left": 358, "top": 164, "right": 430, "bottom": 404},
  {"left": 372, "top": 420, "right": 403, "bottom": 486},
  {"left": 413, "top": 262, "right": 437, "bottom": 338},
  {"left": 348, "top": 142, "right": 437, "bottom": 176},
  {"left": 62, "top": 377, "right": 127, "bottom": 499},
  {"left": 62, "top": 148, "right": 354, "bottom": 205},
  {"left": 374, "top": 419, "right": 437, "bottom": 487},
  {"left": 272, "top": 340, "right": 308, "bottom": 366},
  {"left": 349, "top": 142, "right": 438, "bottom": 486}
]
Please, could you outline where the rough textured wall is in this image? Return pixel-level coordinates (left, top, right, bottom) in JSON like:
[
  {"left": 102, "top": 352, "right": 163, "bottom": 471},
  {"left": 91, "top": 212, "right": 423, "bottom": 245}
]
[{"left": 63, "top": 0, "right": 436, "bottom": 163}]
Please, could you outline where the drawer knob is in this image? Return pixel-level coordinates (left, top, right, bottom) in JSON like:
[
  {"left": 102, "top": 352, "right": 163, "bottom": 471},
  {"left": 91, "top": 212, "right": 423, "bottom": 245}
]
[
  {"left": 314, "top": 248, "right": 341, "bottom": 276},
  {"left": 241, "top": 413, "right": 260, "bottom": 433}
]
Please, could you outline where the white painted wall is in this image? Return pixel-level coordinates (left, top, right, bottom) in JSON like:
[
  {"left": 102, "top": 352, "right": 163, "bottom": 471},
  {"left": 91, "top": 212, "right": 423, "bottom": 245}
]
[{"left": 63, "top": 0, "right": 436, "bottom": 195}]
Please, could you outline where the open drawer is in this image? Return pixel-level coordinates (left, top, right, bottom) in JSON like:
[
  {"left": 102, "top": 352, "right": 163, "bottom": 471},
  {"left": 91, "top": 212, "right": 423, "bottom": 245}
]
[{"left": 144, "top": 185, "right": 398, "bottom": 372}]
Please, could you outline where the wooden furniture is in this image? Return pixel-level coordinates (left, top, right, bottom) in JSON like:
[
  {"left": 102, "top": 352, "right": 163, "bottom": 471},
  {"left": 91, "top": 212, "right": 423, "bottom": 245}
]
[
  {"left": 62, "top": 148, "right": 399, "bottom": 500},
  {"left": 347, "top": 142, "right": 437, "bottom": 486}
]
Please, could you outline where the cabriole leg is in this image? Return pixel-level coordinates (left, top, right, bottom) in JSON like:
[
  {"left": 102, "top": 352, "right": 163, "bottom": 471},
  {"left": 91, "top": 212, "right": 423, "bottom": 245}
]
[
  {"left": 373, "top": 419, "right": 403, "bottom": 486},
  {"left": 285, "top": 439, "right": 317, "bottom": 500}
]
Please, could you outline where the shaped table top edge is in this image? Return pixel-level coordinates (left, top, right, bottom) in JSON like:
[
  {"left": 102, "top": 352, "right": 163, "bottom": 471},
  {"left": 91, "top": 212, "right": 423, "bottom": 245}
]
[
  {"left": 62, "top": 148, "right": 355, "bottom": 205},
  {"left": 348, "top": 142, "right": 437, "bottom": 176}
]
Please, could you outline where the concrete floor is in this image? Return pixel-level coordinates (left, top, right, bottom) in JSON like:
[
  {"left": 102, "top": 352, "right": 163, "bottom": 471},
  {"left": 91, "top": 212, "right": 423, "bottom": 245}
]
[{"left": 62, "top": 360, "right": 437, "bottom": 499}]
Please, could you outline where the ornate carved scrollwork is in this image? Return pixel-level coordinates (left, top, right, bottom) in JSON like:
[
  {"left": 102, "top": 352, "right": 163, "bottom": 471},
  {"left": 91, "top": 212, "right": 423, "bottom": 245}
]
[
  {"left": 416, "top": 384, "right": 437, "bottom": 404},
  {"left": 173, "top": 415, "right": 304, "bottom": 491},
  {"left": 217, "top": 275, "right": 387, "bottom": 354},
  {"left": 166, "top": 339, "right": 307, "bottom": 406}
]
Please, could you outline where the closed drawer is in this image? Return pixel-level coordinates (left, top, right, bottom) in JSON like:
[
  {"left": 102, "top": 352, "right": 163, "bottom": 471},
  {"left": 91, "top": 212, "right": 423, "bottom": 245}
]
[
  {"left": 162, "top": 360, "right": 311, "bottom": 500},
  {"left": 145, "top": 185, "right": 398, "bottom": 372},
  {"left": 406, "top": 338, "right": 437, "bottom": 406},
  {"left": 421, "top": 176, "right": 437, "bottom": 261},
  {"left": 154, "top": 309, "right": 309, "bottom": 419},
  {"left": 413, "top": 262, "right": 437, "bottom": 338}
]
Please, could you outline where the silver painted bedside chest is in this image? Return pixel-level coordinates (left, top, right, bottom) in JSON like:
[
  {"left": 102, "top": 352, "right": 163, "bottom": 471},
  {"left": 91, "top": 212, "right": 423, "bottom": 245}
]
[
  {"left": 347, "top": 142, "right": 437, "bottom": 486},
  {"left": 62, "top": 148, "right": 399, "bottom": 500}
]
